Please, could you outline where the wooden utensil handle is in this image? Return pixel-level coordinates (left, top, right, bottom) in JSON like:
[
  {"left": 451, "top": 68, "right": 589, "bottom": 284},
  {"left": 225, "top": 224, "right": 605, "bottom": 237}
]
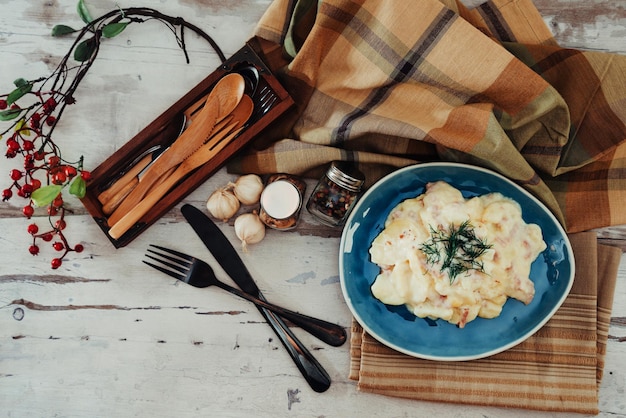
[
  {"left": 108, "top": 164, "right": 186, "bottom": 240},
  {"left": 97, "top": 155, "right": 152, "bottom": 206},
  {"left": 101, "top": 177, "right": 138, "bottom": 215}
]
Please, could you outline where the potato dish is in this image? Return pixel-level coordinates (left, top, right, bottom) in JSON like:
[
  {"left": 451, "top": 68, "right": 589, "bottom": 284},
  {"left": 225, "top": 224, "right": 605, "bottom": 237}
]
[{"left": 369, "top": 181, "right": 547, "bottom": 328}]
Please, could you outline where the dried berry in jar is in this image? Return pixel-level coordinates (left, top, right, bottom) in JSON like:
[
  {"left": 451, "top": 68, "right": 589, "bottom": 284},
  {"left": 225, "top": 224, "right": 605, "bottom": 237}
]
[{"left": 306, "top": 161, "right": 365, "bottom": 226}]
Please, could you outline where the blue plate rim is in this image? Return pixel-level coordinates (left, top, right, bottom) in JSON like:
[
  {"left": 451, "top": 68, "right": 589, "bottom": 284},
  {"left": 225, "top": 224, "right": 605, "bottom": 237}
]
[{"left": 339, "top": 162, "right": 575, "bottom": 361}]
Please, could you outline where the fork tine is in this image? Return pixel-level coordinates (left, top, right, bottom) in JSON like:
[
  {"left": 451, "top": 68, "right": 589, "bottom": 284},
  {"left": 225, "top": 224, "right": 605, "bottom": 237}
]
[
  {"left": 252, "top": 86, "right": 277, "bottom": 120},
  {"left": 148, "top": 244, "right": 193, "bottom": 261},
  {"left": 144, "top": 251, "right": 188, "bottom": 274},
  {"left": 144, "top": 245, "right": 194, "bottom": 282},
  {"left": 261, "top": 95, "right": 277, "bottom": 112},
  {"left": 142, "top": 259, "right": 187, "bottom": 282},
  {"left": 257, "top": 85, "right": 271, "bottom": 100}
]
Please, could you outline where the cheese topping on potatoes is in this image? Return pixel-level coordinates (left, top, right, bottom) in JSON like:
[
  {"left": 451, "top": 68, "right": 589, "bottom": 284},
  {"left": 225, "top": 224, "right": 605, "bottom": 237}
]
[{"left": 369, "top": 181, "right": 546, "bottom": 328}]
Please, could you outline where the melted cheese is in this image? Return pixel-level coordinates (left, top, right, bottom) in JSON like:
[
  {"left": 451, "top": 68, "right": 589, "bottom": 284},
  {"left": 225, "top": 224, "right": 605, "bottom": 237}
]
[{"left": 369, "top": 181, "right": 547, "bottom": 328}]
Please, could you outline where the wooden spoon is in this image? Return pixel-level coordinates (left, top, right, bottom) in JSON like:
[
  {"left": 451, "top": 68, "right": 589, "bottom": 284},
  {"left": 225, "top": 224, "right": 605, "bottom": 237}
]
[
  {"left": 108, "top": 95, "right": 254, "bottom": 240},
  {"left": 183, "top": 65, "right": 259, "bottom": 122},
  {"left": 107, "top": 73, "right": 245, "bottom": 228}
]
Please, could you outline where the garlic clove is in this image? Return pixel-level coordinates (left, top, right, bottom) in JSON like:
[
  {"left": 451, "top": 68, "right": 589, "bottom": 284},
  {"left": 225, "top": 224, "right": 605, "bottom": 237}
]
[
  {"left": 206, "top": 187, "right": 240, "bottom": 222},
  {"left": 234, "top": 211, "right": 265, "bottom": 252},
  {"left": 232, "top": 174, "right": 264, "bottom": 206}
]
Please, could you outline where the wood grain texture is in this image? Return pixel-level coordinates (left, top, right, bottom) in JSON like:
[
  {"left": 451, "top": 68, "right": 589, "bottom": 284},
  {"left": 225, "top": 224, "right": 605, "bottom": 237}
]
[{"left": 0, "top": 1, "right": 624, "bottom": 417}]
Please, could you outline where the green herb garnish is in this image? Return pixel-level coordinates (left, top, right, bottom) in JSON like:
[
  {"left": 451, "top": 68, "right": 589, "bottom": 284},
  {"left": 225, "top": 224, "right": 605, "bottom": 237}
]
[{"left": 420, "top": 220, "right": 492, "bottom": 283}]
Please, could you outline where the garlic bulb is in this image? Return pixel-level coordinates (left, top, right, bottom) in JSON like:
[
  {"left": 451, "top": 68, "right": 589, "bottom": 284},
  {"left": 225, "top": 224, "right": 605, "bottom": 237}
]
[
  {"left": 231, "top": 174, "right": 264, "bottom": 205},
  {"left": 206, "top": 187, "right": 240, "bottom": 221},
  {"left": 234, "top": 212, "right": 265, "bottom": 251}
]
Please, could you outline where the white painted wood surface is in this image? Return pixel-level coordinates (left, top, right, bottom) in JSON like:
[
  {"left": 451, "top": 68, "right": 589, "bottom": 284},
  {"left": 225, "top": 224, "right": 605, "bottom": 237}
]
[{"left": 1, "top": 1, "right": 624, "bottom": 417}]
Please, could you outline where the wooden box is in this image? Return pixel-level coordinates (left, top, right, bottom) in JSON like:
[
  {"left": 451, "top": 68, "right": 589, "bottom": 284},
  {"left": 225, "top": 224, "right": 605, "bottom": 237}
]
[{"left": 80, "top": 41, "right": 293, "bottom": 248}]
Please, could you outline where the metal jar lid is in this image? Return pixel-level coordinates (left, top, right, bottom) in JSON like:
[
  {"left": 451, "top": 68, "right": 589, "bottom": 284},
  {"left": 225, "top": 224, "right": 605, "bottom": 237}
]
[
  {"left": 326, "top": 161, "right": 365, "bottom": 192},
  {"left": 260, "top": 179, "right": 302, "bottom": 219}
]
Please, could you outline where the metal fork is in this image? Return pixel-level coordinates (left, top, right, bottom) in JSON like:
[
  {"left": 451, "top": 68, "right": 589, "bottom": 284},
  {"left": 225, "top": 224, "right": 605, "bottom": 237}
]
[
  {"left": 144, "top": 245, "right": 347, "bottom": 347},
  {"left": 251, "top": 85, "right": 278, "bottom": 122}
]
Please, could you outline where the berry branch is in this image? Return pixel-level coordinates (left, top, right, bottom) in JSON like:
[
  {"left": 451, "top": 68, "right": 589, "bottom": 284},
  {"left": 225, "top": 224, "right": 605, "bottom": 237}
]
[{"left": 1, "top": 0, "right": 224, "bottom": 268}]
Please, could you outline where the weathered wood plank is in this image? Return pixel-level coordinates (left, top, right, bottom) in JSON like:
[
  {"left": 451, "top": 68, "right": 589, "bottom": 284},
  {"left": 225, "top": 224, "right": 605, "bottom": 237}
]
[{"left": 1, "top": 1, "right": 625, "bottom": 417}]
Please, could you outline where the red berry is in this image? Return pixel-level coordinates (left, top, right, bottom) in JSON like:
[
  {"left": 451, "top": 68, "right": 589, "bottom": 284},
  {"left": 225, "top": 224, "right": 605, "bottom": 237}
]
[
  {"left": 24, "top": 155, "right": 35, "bottom": 170},
  {"left": 22, "top": 205, "right": 34, "bottom": 218},
  {"left": 74, "top": 244, "right": 84, "bottom": 253},
  {"left": 47, "top": 206, "right": 58, "bottom": 216},
  {"left": 52, "top": 242, "right": 64, "bottom": 251},
  {"left": 42, "top": 233, "right": 53, "bottom": 242},
  {"left": 7, "top": 139, "right": 20, "bottom": 152},
  {"left": 19, "top": 184, "right": 33, "bottom": 198},
  {"left": 29, "top": 245, "right": 40, "bottom": 255},
  {"left": 47, "top": 156, "right": 60, "bottom": 167},
  {"left": 10, "top": 169, "right": 22, "bottom": 181},
  {"left": 22, "top": 140, "right": 34, "bottom": 151},
  {"left": 80, "top": 170, "right": 92, "bottom": 181},
  {"left": 55, "top": 219, "right": 66, "bottom": 230},
  {"left": 30, "top": 179, "right": 41, "bottom": 190},
  {"left": 51, "top": 258, "right": 62, "bottom": 269},
  {"left": 0, "top": 99, "right": 7, "bottom": 110},
  {"left": 52, "top": 171, "right": 66, "bottom": 185},
  {"left": 2, "top": 189, "right": 12, "bottom": 201},
  {"left": 27, "top": 223, "right": 39, "bottom": 234},
  {"left": 33, "top": 151, "right": 45, "bottom": 161},
  {"left": 63, "top": 166, "right": 77, "bottom": 178},
  {"left": 43, "top": 98, "right": 57, "bottom": 114},
  {"left": 52, "top": 194, "right": 63, "bottom": 208},
  {"left": 45, "top": 115, "right": 56, "bottom": 126}
]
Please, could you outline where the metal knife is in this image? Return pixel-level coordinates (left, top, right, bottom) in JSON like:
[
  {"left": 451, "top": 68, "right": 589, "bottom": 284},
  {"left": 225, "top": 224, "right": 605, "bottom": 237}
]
[
  {"left": 181, "top": 203, "right": 335, "bottom": 393},
  {"left": 181, "top": 204, "right": 346, "bottom": 345}
]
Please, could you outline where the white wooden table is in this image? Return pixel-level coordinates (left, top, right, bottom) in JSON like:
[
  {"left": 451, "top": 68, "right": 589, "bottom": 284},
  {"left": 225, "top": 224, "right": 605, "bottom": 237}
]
[{"left": 1, "top": 1, "right": 624, "bottom": 417}]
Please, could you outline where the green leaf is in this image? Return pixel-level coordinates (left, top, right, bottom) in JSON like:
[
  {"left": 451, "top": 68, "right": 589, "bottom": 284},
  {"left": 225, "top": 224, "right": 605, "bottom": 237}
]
[
  {"left": 102, "top": 22, "right": 128, "bottom": 38},
  {"left": 7, "top": 82, "right": 33, "bottom": 105},
  {"left": 13, "top": 78, "right": 29, "bottom": 88},
  {"left": 0, "top": 108, "right": 22, "bottom": 121},
  {"left": 77, "top": 0, "right": 93, "bottom": 24},
  {"left": 51, "top": 24, "right": 77, "bottom": 37},
  {"left": 14, "top": 118, "right": 31, "bottom": 136},
  {"left": 74, "top": 37, "right": 96, "bottom": 62},
  {"left": 31, "top": 185, "right": 63, "bottom": 207},
  {"left": 69, "top": 176, "right": 86, "bottom": 199}
]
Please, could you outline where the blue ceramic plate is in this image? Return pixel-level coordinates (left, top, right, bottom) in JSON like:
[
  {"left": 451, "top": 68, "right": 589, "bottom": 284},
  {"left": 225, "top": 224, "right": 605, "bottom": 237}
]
[{"left": 339, "top": 163, "right": 574, "bottom": 361}]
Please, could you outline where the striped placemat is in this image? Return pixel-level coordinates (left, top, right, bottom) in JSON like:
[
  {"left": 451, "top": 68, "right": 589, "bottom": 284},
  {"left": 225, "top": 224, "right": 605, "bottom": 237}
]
[{"left": 349, "top": 232, "right": 621, "bottom": 414}]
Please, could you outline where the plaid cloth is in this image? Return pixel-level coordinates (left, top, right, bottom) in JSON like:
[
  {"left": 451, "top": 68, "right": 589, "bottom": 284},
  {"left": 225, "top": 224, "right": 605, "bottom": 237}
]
[
  {"left": 232, "top": 0, "right": 626, "bottom": 234},
  {"left": 349, "top": 232, "right": 621, "bottom": 414}
]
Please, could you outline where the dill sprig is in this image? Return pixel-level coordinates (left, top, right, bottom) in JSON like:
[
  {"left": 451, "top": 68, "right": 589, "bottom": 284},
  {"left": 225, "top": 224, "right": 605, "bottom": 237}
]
[{"left": 420, "top": 220, "right": 492, "bottom": 283}]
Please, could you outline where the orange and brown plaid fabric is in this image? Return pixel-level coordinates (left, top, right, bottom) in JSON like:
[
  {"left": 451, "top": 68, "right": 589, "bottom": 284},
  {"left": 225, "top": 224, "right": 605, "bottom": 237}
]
[
  {"left": 229, "top": 0, "right": 626, "bottom": 413},
  {"left": 234, "top": 0, "right": 626, "bottom": 234}
]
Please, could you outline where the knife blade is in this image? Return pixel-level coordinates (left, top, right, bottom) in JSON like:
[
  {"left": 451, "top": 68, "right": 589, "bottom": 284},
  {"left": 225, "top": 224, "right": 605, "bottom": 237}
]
[{"left": 181, "top": 203, "right": 334, "bottom": 393}]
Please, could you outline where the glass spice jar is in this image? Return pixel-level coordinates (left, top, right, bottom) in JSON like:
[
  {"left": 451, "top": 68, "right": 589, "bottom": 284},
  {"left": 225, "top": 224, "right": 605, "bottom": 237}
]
[
  {"left": 259, "top": 174, "right": 307, "bottom": 230},
  {"left": 306, "top": 161, "right": 365, "bottom": 226}
]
